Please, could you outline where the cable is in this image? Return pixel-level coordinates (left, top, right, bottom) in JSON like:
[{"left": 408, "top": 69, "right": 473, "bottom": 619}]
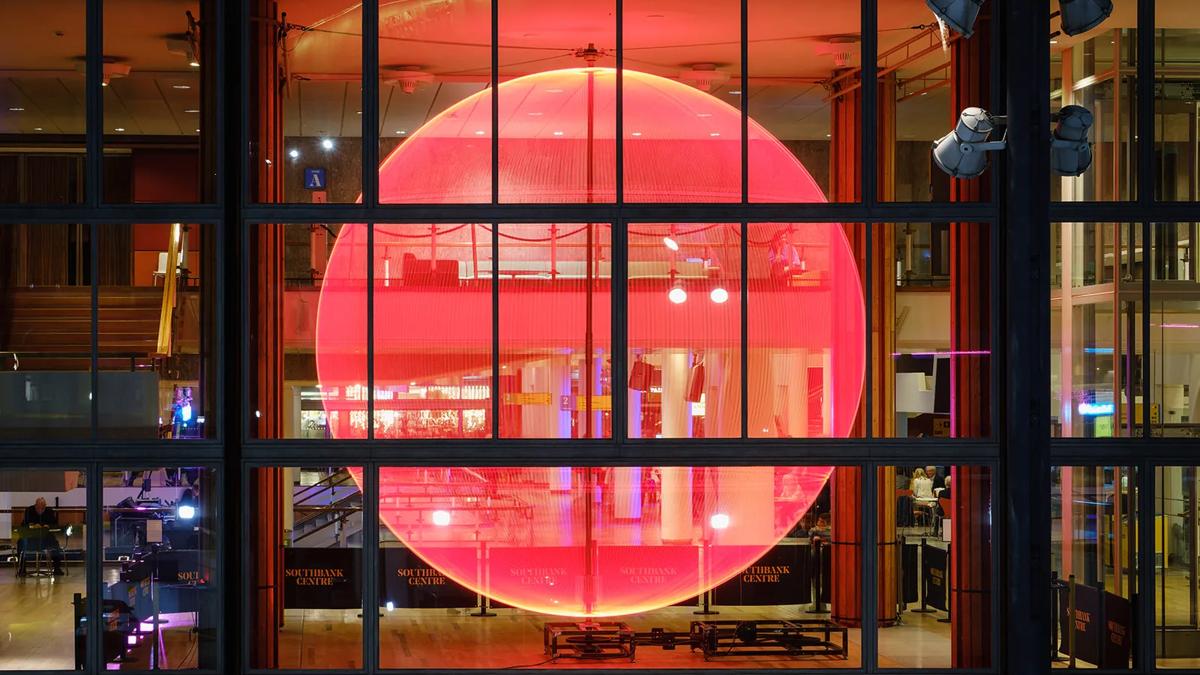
[{"left": 503, "top": 656, "right": 559, "bottom": 669}]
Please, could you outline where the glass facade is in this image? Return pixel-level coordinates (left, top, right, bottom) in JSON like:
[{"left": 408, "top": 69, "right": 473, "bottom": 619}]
[{"left": 3, "top": 0, "right": 1199, "bottom": 673}]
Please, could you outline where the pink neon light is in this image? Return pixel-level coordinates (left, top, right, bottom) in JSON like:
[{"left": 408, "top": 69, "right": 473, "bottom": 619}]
[{"left": 317, "top": 68, "right": 865, "bottom": 616}]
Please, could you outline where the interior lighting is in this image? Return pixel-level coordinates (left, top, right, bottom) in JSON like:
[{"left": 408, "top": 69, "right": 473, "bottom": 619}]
[
  {"left": 710, "top": 286, "right": 729, "bottom": 304},
  {"left": 668, "top": 281, "right": 687, "bottom": 304},
  {"left": 321, "top": 138, "right": 334, "bottom": 150}
]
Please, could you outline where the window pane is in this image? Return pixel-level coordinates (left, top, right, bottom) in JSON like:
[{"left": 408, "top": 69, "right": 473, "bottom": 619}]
[
  {"left": 251, "top": 1, "right": 362, "bottom": 203},
  {"left": 622, "top": 0, "right": 740, "bottom": 203},
  {"left": 97, "top": 223, "right": 215, "bottom": 439},
  {"left": 1156, "top": 466, "right": 1200, "bottom": 668},
  {"left": 498, "top": 2, "right": 615, "bottom": 204},
  {"left": 878, "top": 465, "right": 992, "bottom": 668},
  {"left": 378, "top": 465, "right": 860, "bottom": 668},
  {"left": 102, "top": 467, "right": 218, "bottom": 670},
  {"left": 1051, "top": 466, "right": 1137, "bottom": 669},
  {"left": 750, "top": 1, "right": 859, "bottom": 203},
  {"left": 1051, "top": 1, "right": 1137, "bottom": 202},
  {"left": 883, "top": 223, "right": 992, "bottom": 438},
  {"left": 1051, "top": 223, "right": 1142, "bottom": 437},
  {"left": 748, "top": 222, "right": 866, "bottom": 438},
  {"left": 0, "top": 1, "right": 86, "bottom": 204},
  {"left": 0, "top": 469, "right": 86, "bottom": 670},
  {"left": 250, "top": 466, "right": 363, "bottom": 669},
  {"left": 371, "top": 224, "right": 493, "bottom": 439},
  {"left": 378, "top": 0, "right": 490, "bottom": 204},
  {"left": 1149, "top": 223, "right": 1200, "bottom": 435},
  {"left": 627, "top": 224, "right": 740, "bottom": 438},
  {"left": 251, "top": 223, "right": 368, "bottom": 439},
  {"left": 0, "top": 223, "right": 93, "bottom": 439},
  {"left": 498, "top": 224, "right": 611, "bottom": 438},
  {"left": 1155, "top": 11, "right": 1200, "bottom": 201},
  {"left": 103, "top": 0, "right": 215, "bottom": 203}
]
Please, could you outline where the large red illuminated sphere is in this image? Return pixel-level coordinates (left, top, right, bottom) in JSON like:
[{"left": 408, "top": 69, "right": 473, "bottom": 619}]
[{"left": 317, "top": 68, "right": 864, "bottom": 616}]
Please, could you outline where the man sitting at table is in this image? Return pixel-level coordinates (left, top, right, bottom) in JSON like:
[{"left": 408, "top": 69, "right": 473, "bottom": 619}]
[{"left": 18, "top": 497, "right": 64, "bottom": 576}]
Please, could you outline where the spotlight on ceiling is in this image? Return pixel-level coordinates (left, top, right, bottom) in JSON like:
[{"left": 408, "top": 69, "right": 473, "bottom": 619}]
[
  {"left": 321, "top": 138, "right": 334, "bottom": 151},
  {"left": 288, "top": 148, "right": 300, "bottom": 159},
  {"left": 668, "top": 281, "right": 688, "bottom": 304},
  {"left": 931, "top": 107, "right": 1007, "bottom": 179},
  {"left": 431, "top": 510, "right": 451, "bottom": 527},
  {"left": 924, "top": 0, "right": 985, "bottom": 38},
  {"left": 1050, "top": 104, "right": 1094, "bottom": 176},
  {"left": 662, "top": 236, "right": 680, "bottom": 252},
  {"left": 1059, "top": 0, "right": 1113, "bottom": 36},
  {"left": 710, "top": 287, "right": 729, "bottom": 304}
]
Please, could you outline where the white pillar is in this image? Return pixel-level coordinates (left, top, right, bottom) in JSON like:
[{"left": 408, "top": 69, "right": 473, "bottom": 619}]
[
  {"left": 661, "top": 350, "right": 693, "bottom": 438},
  {"left": 660, "top": 467, "right": 693, "bottom": 543},
  {"left": 713, "top": 467, "right": 775, "bottom": 545}
]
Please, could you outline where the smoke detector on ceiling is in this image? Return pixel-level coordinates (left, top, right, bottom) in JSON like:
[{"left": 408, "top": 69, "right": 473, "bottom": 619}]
[
  {"left": 383, "top": 66, "right": 434, "bottom": 94},
  {"left": 678, "top": 64, "right": 730, "bottom": 92}
]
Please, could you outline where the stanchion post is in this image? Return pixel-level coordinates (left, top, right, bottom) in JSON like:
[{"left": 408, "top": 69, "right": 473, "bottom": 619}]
[
  {"left": 911, "top": 538, "right": 935, "bottom": 613},
  {"left": 807, "top": 536, "right": 827, "bottom": 614},
  {"left": 938, "top": 542, "right": 951, "bottom": 624},
  {"left": 1050, "top": 570, "right": 1063, "bottom": 661},
  {"left": 895, "top": 535, "right": 905, "bottom": 621},
  {"left": 472, "top": 540, "right": 495, "bottom": 617}
]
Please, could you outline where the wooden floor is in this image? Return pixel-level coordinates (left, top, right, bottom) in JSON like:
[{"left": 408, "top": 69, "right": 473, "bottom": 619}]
[{"left": 278, "top": 604, "right": 956, "bottom": 669}]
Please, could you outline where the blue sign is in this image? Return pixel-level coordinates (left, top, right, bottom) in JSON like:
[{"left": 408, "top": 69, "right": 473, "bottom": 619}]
[{"left": 303, "top": 167, "right": 327, "bottom": 190}]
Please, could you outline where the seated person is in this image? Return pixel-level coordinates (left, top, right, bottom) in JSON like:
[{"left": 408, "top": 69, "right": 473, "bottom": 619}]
[
  {"left": 808, "top": 513, "right": 832, "bottom": 540},
  {"left": 939, "top": 475, "right": 953, "bottom": 501},
  {"left": 911, "top": 468, "right": 935, "bottom": 499},
  {"left": 19, "top": 497, "right": 64, "bottom": 576}
]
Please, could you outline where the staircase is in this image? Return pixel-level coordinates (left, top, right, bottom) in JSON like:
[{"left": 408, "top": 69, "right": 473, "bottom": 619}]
[
  {"left": 291, "top": 469, "right": 364, "bottom": 548},
  {"left": 0, "top": 286, "right": 163, "bottom": 369}
]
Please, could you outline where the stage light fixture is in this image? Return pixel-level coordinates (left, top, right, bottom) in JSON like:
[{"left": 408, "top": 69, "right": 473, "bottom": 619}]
[
  {"left": 662, "top": 236, "right": 679, "bottom": 251},
  {"left": 710, "top": 286, "right": 729, "bottom": 304},
  {"left": 932, "top": 107, "right": 1007, "bottom": 179},
  {"left": 924, "top": 0, "right": 985, "bottom": 37},
  {"left": 177, "top": 504, "right": 196, "bottom": 520},
  {"left": 1059, "top": 0, "right": 1113, "bottom": 36},
  {"left": 1050, "top": 104, "right": 1094, "bottom": 176},
  {"left": 431, "top": 510, "right": 451, "bottom": 526}
]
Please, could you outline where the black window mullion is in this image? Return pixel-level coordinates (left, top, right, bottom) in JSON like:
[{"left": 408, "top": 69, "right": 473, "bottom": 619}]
[
  {"left": 363, "top": 462, "right": 380, "bottom": 673},
  {"left": 90, "top": 223, "right": 99, "bottom": 440},
  {"left": 615, "top": 0, "right": 623, "bottom": 205},
  {"left": 1137, "top": 459, "right": 1155, "bottom": 671},
  {"left": 492, "top": 221, "right": 500, "bottom": 439},
  {"left": 861, "top": 0, "right": 878, "bottom": 209},
  {"left": 862, "top": 463, "right": 878, "bottom": 671},
  {"left": 740, "top": 0, "right": 748, "bottom": 205},
  {"left": 363, "top": 0, "right": 379, "bottom": 209},
  {"left": 1138, "top": 0, "right": 1155, "bottom": 204},
  {"left": 740, "top": 222, "right": 748, "bottom": 439},
  {"left": 85, "top": 0, "right": 102, "bottom": 208},
  {"left": 865, "top": 222, "right": 873, "bottom": 439},
  {"left": 612, "top": 218, "right": 628, "bottom": 445},
  {"left": 1143, "top": 219, "right": 1151, "bottom": 439},
  {"left": 368, "top": 222, "right": 375, "bottom": 441},
  {"left": 86, "top": 461, "right": 103, "bottom": 673},
  {"left": 490, "top": 0, "right": 498, "bottom": 206}
]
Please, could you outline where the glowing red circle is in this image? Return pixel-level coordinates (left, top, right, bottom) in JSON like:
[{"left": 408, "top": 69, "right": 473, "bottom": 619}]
[{"left": 317, "top": 68, "right": 864, "bottom": 616}]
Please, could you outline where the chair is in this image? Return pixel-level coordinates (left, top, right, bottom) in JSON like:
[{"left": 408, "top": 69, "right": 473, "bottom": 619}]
[{"left": 152, "top": 252, "right": 169, "bottom": 286}]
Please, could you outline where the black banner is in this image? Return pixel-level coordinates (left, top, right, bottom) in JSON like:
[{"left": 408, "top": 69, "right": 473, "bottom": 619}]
[
  {"left": 1057, "top": 583, "right": 1132, "bottom": 668},
  {"left": 380, "top": 547, "right": 477, "bottom": 609},
  {"left": 711, "top": 542, "right": 825, "bottom": 606},
  {"left": 283, "top": 547, "right": 362, "bottom": 609},
  {"left": 922, "top": 543, "right": 948, "bottom": 612}
]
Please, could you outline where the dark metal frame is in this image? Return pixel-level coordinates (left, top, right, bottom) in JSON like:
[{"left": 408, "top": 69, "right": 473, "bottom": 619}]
[{"left": 2, "top": 0, "right": 1194, "bottom": 673}]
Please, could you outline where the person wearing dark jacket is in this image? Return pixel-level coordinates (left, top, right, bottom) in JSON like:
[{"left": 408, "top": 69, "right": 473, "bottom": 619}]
[{"left": 18, "top": 498, "right": 64, "bottom": 576}]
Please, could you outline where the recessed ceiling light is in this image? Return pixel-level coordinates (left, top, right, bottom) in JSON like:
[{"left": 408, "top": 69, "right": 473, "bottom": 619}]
[
  {"left": 528, "top": 111, "right": 543, "bottom": 116},
  {"left": 474, "top": 129, "right": 486, "bottom": 135},
  {"left": 33, "top": 127, "right": 43, "bottom": 131},
  {"left": 321, "top": 138, "right": 334, "bottom": 150},
  {"left": 631, "top": 131, "right": 642, "bottom": 137},
  {"left": 184, "top": 108, "right": 199, "bottom": 113},
  {"left": 709, "top": 131, "right": 720, "bottom": 137},
  {"left": 194, "top": 128, "right": 200, "bottom": 133},
  {"left": 172, "top": 84, "right": 191, "bottom": 90},
  {"left": 1050, "top": 39, "right": 1059, "bottom": 44},
  {"left": 552, "top": 130, "right": 564, "bottom": 136},
  {"left": 356, "top": 110, "right": 362, "bottom": 115},
  {"left": 114, "top": 127, "right": 125, "bottom": 132},
  {"left": 395, "top": 130, "right": 406, "bottom": 135},
  {"left": 825, "top": 133, "right": 831, "bottom": 138},
  {"left": 8, "top": 107, "right": 24, "bottom": 112},
  {"left": 545, "top": 88, "right": 563, "bottom": 94},
  {"left": 189, "top": 60, "right": 200, "bottom": 68},
  {"left": 696, "top": 112, "right": 712, "bottom": 118},
  {"left": 728, "top": 90, "right": 741, "bottom": 95},
  {"left": 289, "top": 148, "right": 299, "bottom": 159}
]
